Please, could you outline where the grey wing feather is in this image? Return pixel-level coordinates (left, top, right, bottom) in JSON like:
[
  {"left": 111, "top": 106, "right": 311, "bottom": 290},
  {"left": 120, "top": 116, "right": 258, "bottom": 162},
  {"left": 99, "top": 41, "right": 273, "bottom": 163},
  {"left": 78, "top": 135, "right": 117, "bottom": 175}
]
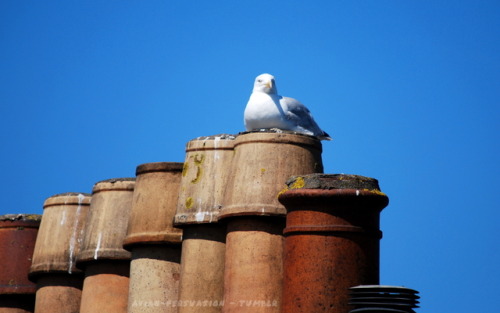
[{"left": 281, "top": 96, "right": 326, "bottom": 136}]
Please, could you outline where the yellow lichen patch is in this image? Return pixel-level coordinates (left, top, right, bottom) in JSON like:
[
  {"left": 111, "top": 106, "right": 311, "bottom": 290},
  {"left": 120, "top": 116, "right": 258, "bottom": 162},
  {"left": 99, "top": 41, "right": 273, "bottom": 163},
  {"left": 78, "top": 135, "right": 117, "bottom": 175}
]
[
  {"left": 290, "top": 176, "right": 305, "bottom": 189},
  {"left": 182, "top": 162, "right": 189, "bottom": 177},
  {"left": 260, "top": 168, "right": 266, "bottom": 174},
  {"left": 193, "top": 153, "right": 205, "bottom": 165},
  {"left": 185, "top": 197, "right": 194, "bottom": 209},
  {"left": 191, "top": 166, "right": 202, "bottom": 184},
  {"left": 276, "top": 186, "right": 289, "bottom": 198},
  {"left": 363, "top": 189, "right": 387, "bottom": 196},
  {"left": 277, "top": 176, "right": 306, "bottom": 198}
]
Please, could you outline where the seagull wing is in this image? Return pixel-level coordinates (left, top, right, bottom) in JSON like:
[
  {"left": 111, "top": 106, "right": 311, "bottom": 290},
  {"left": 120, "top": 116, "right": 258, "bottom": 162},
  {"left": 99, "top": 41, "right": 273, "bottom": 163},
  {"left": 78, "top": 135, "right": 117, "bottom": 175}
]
[{"left": 280, "top": 96, "right": 331, "bottom": 139}]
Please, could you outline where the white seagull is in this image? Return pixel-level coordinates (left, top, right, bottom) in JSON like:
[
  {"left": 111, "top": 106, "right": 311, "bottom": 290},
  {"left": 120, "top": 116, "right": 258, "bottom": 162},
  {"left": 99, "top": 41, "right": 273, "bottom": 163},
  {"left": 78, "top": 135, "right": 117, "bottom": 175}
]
[{"left": 244, "top": 73, "right": 331, "bottom": 140}]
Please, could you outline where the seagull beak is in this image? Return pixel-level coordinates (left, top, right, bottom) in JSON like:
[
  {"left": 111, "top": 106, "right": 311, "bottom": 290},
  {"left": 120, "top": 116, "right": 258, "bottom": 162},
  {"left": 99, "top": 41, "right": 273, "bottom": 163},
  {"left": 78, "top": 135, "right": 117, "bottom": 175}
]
[{"left": 265, "top": 80, "right": 273, "bottom": 89}]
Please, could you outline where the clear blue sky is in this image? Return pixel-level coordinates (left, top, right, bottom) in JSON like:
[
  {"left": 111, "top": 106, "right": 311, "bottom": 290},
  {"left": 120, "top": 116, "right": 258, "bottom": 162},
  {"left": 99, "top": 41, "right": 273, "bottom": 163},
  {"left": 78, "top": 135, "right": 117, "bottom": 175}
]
[{"left": 1, "top": 1, "right": 498, "bottom": 312}]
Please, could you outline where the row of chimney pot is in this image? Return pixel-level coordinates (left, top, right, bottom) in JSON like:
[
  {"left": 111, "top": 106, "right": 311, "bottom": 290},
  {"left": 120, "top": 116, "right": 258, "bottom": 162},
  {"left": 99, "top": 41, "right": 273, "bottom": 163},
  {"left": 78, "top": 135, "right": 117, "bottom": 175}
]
[{"left": 0, "top": 130, "right": 401, "bottom": 313}]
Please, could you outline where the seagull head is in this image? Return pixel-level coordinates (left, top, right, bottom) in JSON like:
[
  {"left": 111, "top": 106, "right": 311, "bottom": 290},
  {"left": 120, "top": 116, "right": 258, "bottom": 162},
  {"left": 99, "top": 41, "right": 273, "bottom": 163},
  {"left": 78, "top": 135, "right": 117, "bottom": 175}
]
[{"left": 253, "top": 73, "right": 277, "bottom": 94}]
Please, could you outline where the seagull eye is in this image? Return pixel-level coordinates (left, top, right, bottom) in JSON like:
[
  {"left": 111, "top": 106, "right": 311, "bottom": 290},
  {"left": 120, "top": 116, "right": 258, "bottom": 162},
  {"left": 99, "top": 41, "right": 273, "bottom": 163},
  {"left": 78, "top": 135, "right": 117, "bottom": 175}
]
[{"left": 257, "top": 79, "right": 262, "bottom": 83}]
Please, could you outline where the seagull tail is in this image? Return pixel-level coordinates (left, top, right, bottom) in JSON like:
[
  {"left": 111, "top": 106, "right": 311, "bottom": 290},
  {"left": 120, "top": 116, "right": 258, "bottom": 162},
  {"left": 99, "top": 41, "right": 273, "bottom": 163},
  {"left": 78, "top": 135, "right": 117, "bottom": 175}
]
[{"left": 318, "top": 131, "right": 332, "bottom": 141}]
